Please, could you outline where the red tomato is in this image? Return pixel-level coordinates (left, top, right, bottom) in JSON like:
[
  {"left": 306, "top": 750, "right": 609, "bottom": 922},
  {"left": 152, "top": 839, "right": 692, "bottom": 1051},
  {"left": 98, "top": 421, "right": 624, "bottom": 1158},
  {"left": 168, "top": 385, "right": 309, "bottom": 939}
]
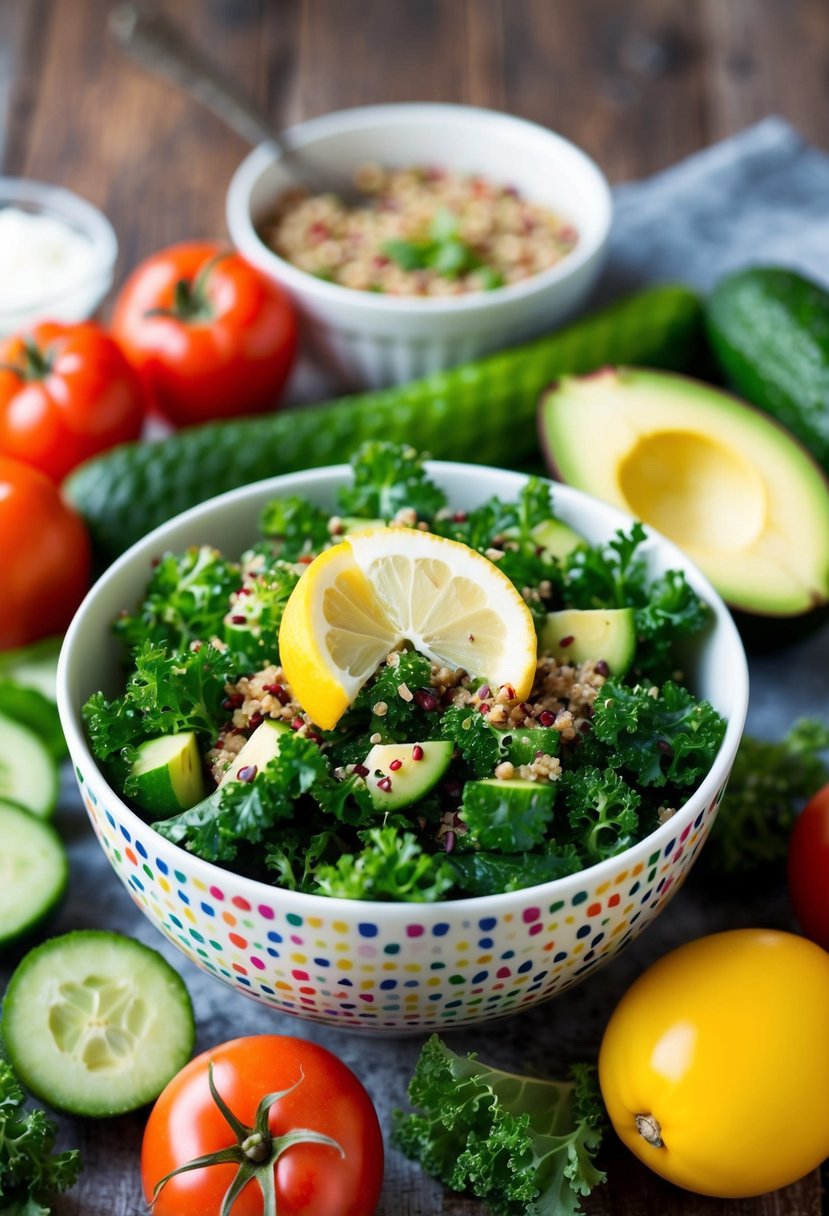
[
  {"left": 788, "top": 782, "right": 829, "bottom": 951},
  {"left": 142, "top": 1035, "right": 383, "bottom": 1216},
  {"left": 0, "top": 456, "right": 91, "bottom": 648},
  {"left": 0, "top": 321, "right": 146, "bottom": 482},
  {"left": 111, "top": 242, "right": 297, "bottom": 427}
]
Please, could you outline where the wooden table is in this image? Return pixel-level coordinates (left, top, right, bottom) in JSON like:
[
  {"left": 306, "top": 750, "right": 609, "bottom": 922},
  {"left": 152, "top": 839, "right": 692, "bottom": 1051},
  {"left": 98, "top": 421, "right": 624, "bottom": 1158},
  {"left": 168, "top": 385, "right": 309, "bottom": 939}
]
[{"left": 1, "top": 2, "right": 827, "bottom": 1213}]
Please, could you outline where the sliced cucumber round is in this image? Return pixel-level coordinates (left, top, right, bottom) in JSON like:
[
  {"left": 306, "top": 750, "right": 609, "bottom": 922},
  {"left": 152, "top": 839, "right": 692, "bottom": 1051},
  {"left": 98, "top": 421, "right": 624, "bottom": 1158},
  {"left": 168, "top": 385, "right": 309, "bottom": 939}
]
[
  {"left": 540, "top": 606, "right": 637, "bottom": 675},
  {"left": 3, "top": 931, "right": 195, "bottom": 1116},
  {"left": 129, "top": 732, "right": 206, "bottom": 818},
  {"left": 362, "top": 740, "right": 454, "bottom": 810},
  {"left": 0, "top": 800, "right": 67, "bottom": 950},
  {"left": 0, "top": 711, "right": 58, "bottom": 818}
]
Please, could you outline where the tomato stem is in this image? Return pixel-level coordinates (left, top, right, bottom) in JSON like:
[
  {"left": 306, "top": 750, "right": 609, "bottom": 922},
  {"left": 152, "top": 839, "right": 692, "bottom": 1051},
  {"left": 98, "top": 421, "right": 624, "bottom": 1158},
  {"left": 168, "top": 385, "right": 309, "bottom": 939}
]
[
  {"left": 143, "top": 250, "right": 232, "bottom": 324},
  {"left": 635, "top": 1113, "right": 664, "bottom": 1148},
  {"left": 0, "top": 340, "right": 53, "bottom": 381}
]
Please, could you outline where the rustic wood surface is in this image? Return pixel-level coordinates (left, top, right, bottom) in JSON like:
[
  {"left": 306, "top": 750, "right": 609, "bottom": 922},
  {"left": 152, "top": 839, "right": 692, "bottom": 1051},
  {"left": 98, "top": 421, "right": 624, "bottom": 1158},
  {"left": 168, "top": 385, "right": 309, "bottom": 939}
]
[{"left": 1, "top": 1, "right": 828, "bottom": 1213}]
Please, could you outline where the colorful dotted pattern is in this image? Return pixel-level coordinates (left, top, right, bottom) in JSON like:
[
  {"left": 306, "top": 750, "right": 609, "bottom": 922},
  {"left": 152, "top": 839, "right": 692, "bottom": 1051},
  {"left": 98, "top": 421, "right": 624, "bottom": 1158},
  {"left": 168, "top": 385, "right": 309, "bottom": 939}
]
[{"left": 76, "top": 761, "right": 728, "bottom": 1030}]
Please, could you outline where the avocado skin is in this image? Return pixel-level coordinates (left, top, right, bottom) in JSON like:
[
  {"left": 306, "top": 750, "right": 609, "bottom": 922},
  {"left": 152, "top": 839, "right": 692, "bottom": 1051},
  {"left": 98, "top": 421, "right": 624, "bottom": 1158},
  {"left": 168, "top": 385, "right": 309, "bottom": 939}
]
[
  {"left": 731, "top": 602, "right": 829, "bottom": 653},
  {"left": 706, "top": 268, "right": 829, "bottom": 474}
]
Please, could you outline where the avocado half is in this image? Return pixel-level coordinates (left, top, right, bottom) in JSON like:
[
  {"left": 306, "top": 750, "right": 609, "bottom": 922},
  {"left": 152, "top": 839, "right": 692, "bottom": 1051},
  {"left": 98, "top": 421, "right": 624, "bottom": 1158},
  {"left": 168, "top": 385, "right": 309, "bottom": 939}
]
[{"left": 538, "top": 367, "right": 829, "bottom": 627}]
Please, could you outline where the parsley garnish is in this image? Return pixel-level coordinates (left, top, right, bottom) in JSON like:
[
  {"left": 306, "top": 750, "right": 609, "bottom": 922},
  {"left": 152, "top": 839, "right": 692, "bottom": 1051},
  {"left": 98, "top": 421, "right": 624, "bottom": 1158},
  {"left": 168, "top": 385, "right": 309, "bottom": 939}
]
[{"left": 0, "top": 1061, "right": 81, "bottom": 1213}]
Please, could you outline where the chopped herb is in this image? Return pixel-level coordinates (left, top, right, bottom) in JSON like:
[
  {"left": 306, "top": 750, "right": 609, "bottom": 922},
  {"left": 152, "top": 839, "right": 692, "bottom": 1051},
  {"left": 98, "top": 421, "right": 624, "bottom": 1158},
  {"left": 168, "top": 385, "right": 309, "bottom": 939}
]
[
  {"left": 313, "top": 827, "right": 455, "bottom": 901},
  {"left": 0, "top": 1060, "right": 81, "bottom": 1213},
  {"left": 337, "top": 441, "right": 447, "bottom": 521}
]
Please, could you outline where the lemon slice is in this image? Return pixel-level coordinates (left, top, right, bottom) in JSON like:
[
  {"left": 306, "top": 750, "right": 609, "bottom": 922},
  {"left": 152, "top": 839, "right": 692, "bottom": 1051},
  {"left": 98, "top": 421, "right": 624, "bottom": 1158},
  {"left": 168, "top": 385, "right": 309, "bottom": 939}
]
[{"left": 278, "top": 527, "right": 537, "bottom": 730}]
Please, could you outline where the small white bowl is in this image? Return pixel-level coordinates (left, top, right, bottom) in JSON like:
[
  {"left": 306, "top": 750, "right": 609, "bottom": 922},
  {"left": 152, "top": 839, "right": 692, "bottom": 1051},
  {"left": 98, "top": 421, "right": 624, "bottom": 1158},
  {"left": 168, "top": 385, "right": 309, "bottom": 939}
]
[
  {"left": 58, "top": 463, "right": 748, "bottom": 1032},
  {"left": 0, "top": 179, "right": 117, "bottom": 337},
  {"left": 226, "top": 104, "right": 612, "bottom": 389}
]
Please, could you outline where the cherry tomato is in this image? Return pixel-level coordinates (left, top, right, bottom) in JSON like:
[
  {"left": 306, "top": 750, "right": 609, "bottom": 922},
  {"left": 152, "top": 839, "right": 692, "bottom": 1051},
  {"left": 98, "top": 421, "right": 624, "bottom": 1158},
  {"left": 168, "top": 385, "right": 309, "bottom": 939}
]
[
  {"left": 141, "top": 1034, "right": 383, "bottom": 1216},
  {"left": 788, "top": 782, "right": 829, "bottom": 950},
  {"left": 111, "top": 243, "right": 297, "bottom": 427},
  {"left": 0, "top": 456, "right": 91, "bottom": 648},
  {"left": 0, "top": 321, "right": 146, "bottom": 482},
  {"left": 598, "top": 929, "right": 829, "bottom": 1198}
]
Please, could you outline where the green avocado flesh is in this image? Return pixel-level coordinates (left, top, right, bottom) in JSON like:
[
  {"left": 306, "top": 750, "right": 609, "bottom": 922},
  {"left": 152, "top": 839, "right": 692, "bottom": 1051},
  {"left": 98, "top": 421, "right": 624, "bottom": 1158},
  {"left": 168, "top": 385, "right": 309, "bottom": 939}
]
[
  {"left": 219, "top": 718, "right": 290, "bottom": 785},
  {"left": 540, "top": 607, "right": 636, "bottom": 675},
  {"left": 539, "top": 367, "right": 829, "bottom": 617}
]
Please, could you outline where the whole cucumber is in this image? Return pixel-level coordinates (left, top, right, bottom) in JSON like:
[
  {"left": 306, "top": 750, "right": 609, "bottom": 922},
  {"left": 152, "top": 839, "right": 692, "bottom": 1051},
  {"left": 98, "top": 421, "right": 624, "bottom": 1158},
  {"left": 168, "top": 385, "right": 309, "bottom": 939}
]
[
  {"left": 67, "top": 285, "right": 702, "bottom": 563},
  {"left": 706, "top": 267, "right": 829, "bottom": 471}
]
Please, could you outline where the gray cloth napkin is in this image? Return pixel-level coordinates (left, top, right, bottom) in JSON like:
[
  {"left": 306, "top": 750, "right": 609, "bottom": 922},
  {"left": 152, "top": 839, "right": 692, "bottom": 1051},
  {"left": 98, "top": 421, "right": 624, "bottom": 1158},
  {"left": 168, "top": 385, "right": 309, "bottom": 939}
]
[{"left": 600, "top": 115, "right": 829, "bottom": 300}]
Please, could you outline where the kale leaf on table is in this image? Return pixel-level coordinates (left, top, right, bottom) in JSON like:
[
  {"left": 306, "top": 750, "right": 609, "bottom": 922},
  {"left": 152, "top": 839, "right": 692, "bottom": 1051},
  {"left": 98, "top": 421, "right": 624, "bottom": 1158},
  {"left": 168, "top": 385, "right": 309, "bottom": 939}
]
[
  {"left": 0, "top": 1061, "right": 80, "bottom": 1215},
  {"left": 393, "top": 1035, "right": 606, "bottom": 1216}
]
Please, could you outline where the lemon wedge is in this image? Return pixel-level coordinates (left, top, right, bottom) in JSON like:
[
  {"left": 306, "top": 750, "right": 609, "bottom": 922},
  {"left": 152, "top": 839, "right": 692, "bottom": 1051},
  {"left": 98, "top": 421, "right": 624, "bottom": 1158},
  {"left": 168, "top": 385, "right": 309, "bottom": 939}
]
[{"left": 278, "top": 527, "right": 537, "bottom": 730}]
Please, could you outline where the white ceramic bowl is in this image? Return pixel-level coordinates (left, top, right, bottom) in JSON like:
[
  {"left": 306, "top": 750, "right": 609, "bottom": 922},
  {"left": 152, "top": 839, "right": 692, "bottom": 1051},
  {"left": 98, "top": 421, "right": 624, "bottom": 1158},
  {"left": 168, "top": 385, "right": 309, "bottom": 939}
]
[
  {"left": 57, "top": 464, "right": 748, "bottom": 1032},
  {"left": 226, "top": 104, "right": 612, "bottom": 388},
  {"left": 0, "top": 178, "right": 117, "bottom": 336}
]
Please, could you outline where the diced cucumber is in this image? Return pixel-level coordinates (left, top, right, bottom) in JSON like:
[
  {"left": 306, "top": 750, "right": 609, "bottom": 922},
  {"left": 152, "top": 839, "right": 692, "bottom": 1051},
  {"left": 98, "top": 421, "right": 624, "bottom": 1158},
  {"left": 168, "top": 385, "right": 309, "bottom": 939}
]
[
  {"left": 498, "top": 725, "right": 559, "bottom": 767},
  {"left": 0, "top": 800, "right": 67, "bottom": 950},
  {"left": 2, "top": 930, "right": 195, "bottom": 1117},
  {"left": 459, "top": 778, "right": 556, "bottom": 852},
  {"left": 128, "top": 732, "right": 206, "bottom": 818},
  {"left": 340, "top": 516, "right": 386, "bottom": 534},
  {"left": 0, "top": 681, "right": 66, "bottom": 762},
  {"left": 540, "top": 607, "right": 636, "bottom": 675},
  {"left": 219, "top": 718, "right": 291, "bottom": 785},
  {"left": 362, "top": 740, "right": 454, "bottom": 810},
  {"left": 0, "top": 637, "right": 61, "bottom": 700},
  {"left": 530, "top": 518, "right": 585, "bottom": 560},
  {"left": 0, "top": 712, "right": 57, "bottom": 818}
]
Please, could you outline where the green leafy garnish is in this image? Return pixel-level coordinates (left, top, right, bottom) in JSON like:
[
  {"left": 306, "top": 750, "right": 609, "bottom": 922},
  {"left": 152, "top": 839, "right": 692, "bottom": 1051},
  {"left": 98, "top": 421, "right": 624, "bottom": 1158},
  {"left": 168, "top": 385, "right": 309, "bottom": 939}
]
[
  {"left": 313, "top": 827, "right": 455, "bottom": 901},
  {"left": 114, "top": 546, "right": 241, "bottom": 653},
  {"left": 337, "top": 441, "right": 447, "bottom": 521},
  {"left": 705, "top": 717, "right": 829, "bottom": 875},
  {"left": 447, "top": 846, "right": 581, "bottom": 896},
  {"left": 258, "top": 495, "right": 331, "bottom": 560},
  {"left": 562, "top": 766, "right": 641, "bottom": 863},
  {"left": 459, "top": 780, "right": 555, "bottom": 852},
  {"left": 0, "top": 1061, "right": 81, "bottom": 1214},
  {"left": 382, "top": 208, "right": 487, "bottom": 281},
  {"left": 393, "top": 1035, "right": 606, "bottom": 1216},
  {"left": 441, "top": 705, "right": 505, "bottom": 778}
]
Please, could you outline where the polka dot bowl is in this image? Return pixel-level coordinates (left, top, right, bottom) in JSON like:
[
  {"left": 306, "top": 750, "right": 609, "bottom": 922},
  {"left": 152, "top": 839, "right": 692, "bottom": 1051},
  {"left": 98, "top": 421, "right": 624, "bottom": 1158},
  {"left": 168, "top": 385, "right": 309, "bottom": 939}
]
[{"left": 57, "top": 462, "right": 748, "bottom": 1032}]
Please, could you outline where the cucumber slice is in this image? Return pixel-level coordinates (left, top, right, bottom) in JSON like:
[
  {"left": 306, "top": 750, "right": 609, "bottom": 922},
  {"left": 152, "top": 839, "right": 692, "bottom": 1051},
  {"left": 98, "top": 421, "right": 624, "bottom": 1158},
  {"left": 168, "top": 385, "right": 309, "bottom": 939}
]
[
  {"left": 0, "top": 637, "right": 61, "bottom": 700},
  {"left": 128, "top": 732, "right": 206, "bottom": 818},
  {"left": 540, "top": 607, "right": 637, "bottom": 675},
  {"left": 0, "top": 800, "right": 67, "bottom": 950},
  {"left": 362, "top": 740, "right": 454, "bottom": 810},
  {"left": 498, "top": 725, "right": 559, "bottom": 767},
  {"left": 530, "top": 518, "right": 585, "bottom": 560},
  {"left": 460, "top": 778, "right": 556, "bottom": 852},
  {"left": 0, "top": 681, "right": 66, "bottom": 762},
  {"left": 0, "top": 712, "right": 58, "bottom": 818},
  {"left": 219, "top": 718, "right": 291, "bottom": 785},
  {"left": 2, "top": 931, "right": 195, "bottom": 1116}
]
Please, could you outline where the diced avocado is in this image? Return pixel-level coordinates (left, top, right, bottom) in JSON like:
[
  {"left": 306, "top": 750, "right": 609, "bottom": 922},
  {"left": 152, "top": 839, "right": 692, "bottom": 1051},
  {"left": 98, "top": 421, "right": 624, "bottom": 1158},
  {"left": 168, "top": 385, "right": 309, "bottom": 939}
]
[
  {"left": 539, "top": 367, "right": 829, "bottom": 620},
  {"left": 496, "top": 725, "right": 559, "bottom": 767},
  {"left": 459, "top": 778, "right": 556, "bottom": 852},
  {"left": 540, "top": 607, "right": 636, "bottom": 675},
  {"left": 530, "top": 518, "right": 585, "bottom": 559},
  {"left": 362, "top": 740, "right": 454, "bottom": 811},
  {"left": 129, "top": 732, "right": 206, "bottom": 817},
  {"left": 219, "top": 718, "right": 291, "bottom": 786}
]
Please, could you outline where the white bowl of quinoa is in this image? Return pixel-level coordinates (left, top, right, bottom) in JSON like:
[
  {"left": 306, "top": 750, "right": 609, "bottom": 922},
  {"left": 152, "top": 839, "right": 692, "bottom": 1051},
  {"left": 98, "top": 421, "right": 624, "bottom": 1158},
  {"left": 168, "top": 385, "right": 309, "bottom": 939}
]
[{"left": 226, "top": 103, "right": 612, "bottom": 389}]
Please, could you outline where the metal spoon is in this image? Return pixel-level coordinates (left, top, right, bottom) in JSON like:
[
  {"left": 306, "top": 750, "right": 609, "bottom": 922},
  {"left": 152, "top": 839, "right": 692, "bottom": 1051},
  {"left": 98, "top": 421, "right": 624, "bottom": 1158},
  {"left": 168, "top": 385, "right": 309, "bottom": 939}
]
[{"left": 108, "top": 3, "right": 344, "bottom": 196}]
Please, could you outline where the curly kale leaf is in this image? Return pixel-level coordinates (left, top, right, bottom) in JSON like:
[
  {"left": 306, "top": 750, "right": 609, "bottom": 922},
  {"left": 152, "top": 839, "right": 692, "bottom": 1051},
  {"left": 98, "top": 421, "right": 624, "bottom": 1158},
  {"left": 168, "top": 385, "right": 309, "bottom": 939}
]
[
  {"left": 258, "top": 494, "right": 331, "bottom": 559},
  {"left": 441, "top": 705, "right": 505, "bottom": 778},
  {"left": 591, "top": 679, "right": 726, "bottom": 788},
  {"left": 225, "top": 563, "right": 300, "bottom": 666},
  {"left": 459, "top": 780, "right": 556, "bottom": 852},
  {"left": 447, "top": 845, "right": 581, "bottom": 897},
  {"left": 155, "top": 734, "right": 327, "bottom": 862},
  {"left": 337, "top": 441, "right": 447, "bottom": 521},
  {"left": 113, "top": 546, "right": 240, "bottom": 653},
  {"left": 561, "top": 523, "right": 648, "bottom": 610},
  {"left": 705, "top": 717, "right": 829, "bottom": 876},
  {"left": 312, "top": 827, "right": 455, "bottom": 901},
  {"left": 265, "top": 828, "right": 341, "bottom": 891},
  {"left": 633, "top": 569, "right": 709, "bottom": 681},
  {"left": 349, "top": 650, "right": 437, "bottom": 741},
  {"left": 0, "top": 1061, "right": 81, "bottom": 1214},
  {"left": 393, "top": 1035, "right": 606, "bottom": 1216},
  {"left": 562, "top": 766, "right": 641, "bottom": 864}
]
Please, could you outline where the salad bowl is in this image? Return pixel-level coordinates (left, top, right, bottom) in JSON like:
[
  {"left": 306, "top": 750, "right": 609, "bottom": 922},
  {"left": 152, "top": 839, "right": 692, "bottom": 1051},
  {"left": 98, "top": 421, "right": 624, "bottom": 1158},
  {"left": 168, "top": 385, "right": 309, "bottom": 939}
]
[{"left": 57, "top": 462, "right": 748, "bottom": 1032}]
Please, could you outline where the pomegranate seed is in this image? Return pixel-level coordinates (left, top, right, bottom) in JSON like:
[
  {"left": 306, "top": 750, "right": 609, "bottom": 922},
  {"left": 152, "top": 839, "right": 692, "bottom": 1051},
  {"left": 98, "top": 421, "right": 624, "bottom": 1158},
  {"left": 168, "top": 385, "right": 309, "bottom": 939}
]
[
  {"left": 297, "top": 554, "right": 314, "bottom": 565},
  {"left": 478, "top": 684, "right": 491, "bottom": 700},
  {"left": 559, "top": 635, "right": 574, "bottom": 648},
  {"left": 237, "top": 764, "right": 257, "bottom": 783},
  {"left": 248, "top": 712, "right": 263, "bottom": 730},
  {"left": 236, "top": 586, "right": 252, "bottom": 596},
  {"left": 230, "top": 614, "right": 247, "bottom": 625},
  {"left": 443, "top": 830, "right": 456, "bottom": 854},
  {"left": 595, "top": 660, "right": 610, "bottom": 677},
  {"left": 291, "top": 717, "right": 304, "bottom": 730},
  {"left": 453, "top": 511, "right": 468, "bottom": 523},
  {"left": 354, "top": 763, "right": 369, "bottom": 778},
  {"left": 414, "top": 689, "right": 439, "bottom": 712},
  {"left": 377, "top": 776, "right": 393, "bottom": 793},
  {"left": 478, "top": 702, "right": 490, "bottom": 714},
  {"left": 389, "top": 758, "right": 403, "bottom": 771},
  {"left": 263, "top": 682, "right": 289, "bottom": 704},
  {"left": 222, "top": 693, "right": 244, "bottom": 710},
  {"left": 501, "top": 684, "right": 516, "bottom": 699},
  {"left": 538, "top": 710, "right": 555, "bottom": 727},
  {"left": 412, "top": 745, "right": 424, "bottom": 761}
]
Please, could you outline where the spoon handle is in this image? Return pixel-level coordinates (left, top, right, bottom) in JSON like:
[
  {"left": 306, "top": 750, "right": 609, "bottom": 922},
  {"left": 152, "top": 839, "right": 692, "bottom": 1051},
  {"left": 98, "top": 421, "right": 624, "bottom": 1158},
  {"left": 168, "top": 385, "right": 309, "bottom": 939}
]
[{"left": 108, "top": 3, "right": 288, "bottom": 157}]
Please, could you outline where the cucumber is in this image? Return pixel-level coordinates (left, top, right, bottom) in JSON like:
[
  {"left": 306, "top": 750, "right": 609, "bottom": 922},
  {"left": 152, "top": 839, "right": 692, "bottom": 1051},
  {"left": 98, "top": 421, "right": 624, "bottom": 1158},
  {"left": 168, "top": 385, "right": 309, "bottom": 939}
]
[
  {"left": 540, "top": 607, "right": 637, "bottom": 675},
  {"left": 498, "top": 725, "right": 559, "bottom": 767},
  {"left": 219, "top": 717, "right": 290, "bottom": 785},
  {"left": 2, "top": 930, "right": 195, "bottom": 1116},
  {"left": 128, "top": 732, "right": 206, "bottom": 817},
  {"left": 0, "top": 712, "right": 58, "bottom": 818},
  {"left": 66, "top": 285, "right": 703, "bottom": 562},
  {"left": 0, "top": 638, "right": 66, "bottom": 761},
  {"left": 459, "top": 778, "right": 556, "bottom": 852},
  {"left": 0, "top": 800, "right": 67, "bottom": 950},
  {"left": 706, "top": 268, "right": 829, "bottom": 472},
  {"left": 0, "top": 637, "right": 61, "bottom": 700},
  {"left": 530, "top": 518, "right": 585, "bottom": 559},
  {"left": 362, "top": 740, "right": 454, "bottom": 810}
]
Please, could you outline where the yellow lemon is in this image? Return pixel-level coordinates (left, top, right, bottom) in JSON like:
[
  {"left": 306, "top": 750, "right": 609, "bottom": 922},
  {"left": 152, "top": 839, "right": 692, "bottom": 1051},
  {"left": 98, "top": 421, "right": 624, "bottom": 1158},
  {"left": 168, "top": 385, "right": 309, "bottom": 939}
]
[{"left": 278, "top": 527, "right": 537, "bottom": 730}]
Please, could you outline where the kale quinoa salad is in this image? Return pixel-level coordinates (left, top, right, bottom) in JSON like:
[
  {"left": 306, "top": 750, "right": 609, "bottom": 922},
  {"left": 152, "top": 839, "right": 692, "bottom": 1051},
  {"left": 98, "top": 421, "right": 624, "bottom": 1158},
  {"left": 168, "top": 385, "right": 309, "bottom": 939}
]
[{"left": 83, "top": 443, "right": 726, "bottom": 903}]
